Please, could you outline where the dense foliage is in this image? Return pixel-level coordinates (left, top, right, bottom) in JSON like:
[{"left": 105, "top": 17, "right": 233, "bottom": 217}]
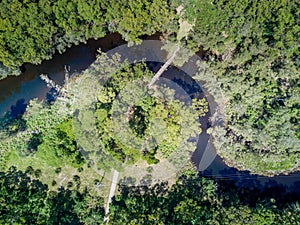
[
  {"left": 178, "top": 0, "right": 300, "bottom": 174},
  {"left": 94, "top": 63, "right": 203, "bottom": 165},
  {"left": 0, "top": 0, "right": 299, "bottom": 224},
  {"left": 110, "top": 171, "right": 300, "bottom": 225},
  {"left": 0, "top": 0, "right": 173, "bottom": 79},
  {"left": 0, "top": 167, "right": 105, "bottom": 224},
  {"left": 1, "top": 0, "right": 298, "bottom": 174},
  {"left": 0, "top": 97, "right": 77, "bottom": 168}
]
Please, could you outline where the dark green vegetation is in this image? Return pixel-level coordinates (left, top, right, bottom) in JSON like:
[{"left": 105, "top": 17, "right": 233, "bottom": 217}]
[
  {"left": 0, "top": 98, "right": 79, "bottom": 168},
  {"left": 0, "top": 59, "right": 206, "bottom": 223},
  {"left": 0, "top": 56, "right": 204, "bottom": 179},
  {"left": 0, "top": 99, "right": 108, "bottom": 224},
  {"left": 2, "top": 166, "right": 299, "bottom": 224},
  {"left": 180, "top": 0, "right": 300, "bottom": 174},
  {"left": 0, "top": 0, "right": 173, "bottom": 78},
  {"left": 0, "top": 0, "right": 299, "bottom": 224},
  {"left": 0, "top": 0, "right": 299, "bottom": 174},
  {"left": 110, "top": 170, "right": 300, "bottom": 225},
  {"left": 0, "top": 167, "right": 104, "bottom": 224},
  {"left": 94, "top": 63, "right": 202, "bottom": 165}
]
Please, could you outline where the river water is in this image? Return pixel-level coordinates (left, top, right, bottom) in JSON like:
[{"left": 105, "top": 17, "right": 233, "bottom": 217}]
[{"left": 0, "top": 33, "right": 299, "bottom": 198}]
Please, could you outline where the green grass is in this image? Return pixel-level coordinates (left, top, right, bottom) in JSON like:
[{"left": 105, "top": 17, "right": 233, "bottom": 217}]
[{"left": 4, "top": 149, "right": 111, "bottom": 199}]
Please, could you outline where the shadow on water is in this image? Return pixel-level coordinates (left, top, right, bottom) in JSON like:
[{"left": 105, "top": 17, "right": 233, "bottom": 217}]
[
  {"left": 0, "top": 33, "right": 126, "bottom": 116},
  {"left": 150, "top": 62, "right": 300, "bottom": 201},
  {"left": 0, "top": 34, "right": 299, "bottom": 201},
  {"left": 158, "top": 65, "right": 211, "bottom": 168},
  {"left": 0, "top": 32, "right": 164, "bottom": 113},
  {"left": 201, "top": 155, "right": 300, "bottom": 200},
  {"left": 0, "top": 99, "right": 27, "bottom": 135},
  {"left": 46, "top": 88, "right": 59, "bottom": 103},
  {"left": 10, "top": 99, "right": 27, "bottom": 119}
]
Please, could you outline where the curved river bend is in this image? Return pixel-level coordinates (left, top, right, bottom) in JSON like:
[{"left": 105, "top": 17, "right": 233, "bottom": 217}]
[{"left": 0, "top": 33, "right": 299, "bottom": 198}]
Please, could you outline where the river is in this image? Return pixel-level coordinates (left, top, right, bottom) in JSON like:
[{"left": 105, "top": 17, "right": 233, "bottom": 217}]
[{"left": 0, "top": 33, "right": 299, "bottom": 198}]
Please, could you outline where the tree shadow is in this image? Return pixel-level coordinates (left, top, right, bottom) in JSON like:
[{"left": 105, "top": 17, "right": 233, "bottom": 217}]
[
  {"left": 27, "top": 132, "right": 43, "bottom": 153},
  {"left": 10, "top": 99, "right": 27, "bottom": 119},
  {"left": 0, "top": 99, "right": 27, "bottom": 134},
  {"left": 200, "top": 165, "right": 300, "bottom": 207},
  {"left": 0, "top": 166, "right": 105, "bottom": 224},
  {"left": 46, "top": 87, "right": 59, "bottom": 103},
  {"left": 117, "top": 179, "right": 169, "bottom": 197}
]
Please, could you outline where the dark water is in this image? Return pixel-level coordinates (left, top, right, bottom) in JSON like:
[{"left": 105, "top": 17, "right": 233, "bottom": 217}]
[
  {"left": 150, "top": 62, "right": 300, "bottom": 198},
  {"left": 0, "top": 33, "right": 125, "bottom": 116},
  {"left": 0, "top": 33, "right": 299, "bottom": 199}
]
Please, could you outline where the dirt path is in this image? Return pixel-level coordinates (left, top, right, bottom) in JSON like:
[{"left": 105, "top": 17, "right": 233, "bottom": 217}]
[{"left": 104, "top": 170, "right": 119, "bottom": 223}]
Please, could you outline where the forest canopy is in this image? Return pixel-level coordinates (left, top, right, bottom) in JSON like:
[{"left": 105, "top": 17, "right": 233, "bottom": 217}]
[
  {"left": 0, "top": 0, "right": 299, "bottom": 224},
  {"left": 0, "top": 0, "right": 173, "bottom": 78},
  {"left": 0, "top": 0, "right": 299, "bottom": 177}
]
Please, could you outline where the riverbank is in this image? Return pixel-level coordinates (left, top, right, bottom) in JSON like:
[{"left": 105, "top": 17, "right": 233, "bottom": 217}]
[{"left": 0, "top": 34, "right": 299, "bottom": 194}]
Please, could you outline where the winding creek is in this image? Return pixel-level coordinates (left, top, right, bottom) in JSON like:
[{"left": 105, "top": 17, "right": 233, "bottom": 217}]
[{"left": 0, "top": 33, "right": 299, "bottom": 198}]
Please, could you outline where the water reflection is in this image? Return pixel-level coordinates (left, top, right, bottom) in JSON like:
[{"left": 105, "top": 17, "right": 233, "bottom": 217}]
[
  {"left": 0, "top": 34, "right": 299, "bottom": 199},
  {"left": 201, "top": 155, "right": 300, "bottom": 198},
  {"left": 0, "top": 33, "right": 125, "bottom": 116}
]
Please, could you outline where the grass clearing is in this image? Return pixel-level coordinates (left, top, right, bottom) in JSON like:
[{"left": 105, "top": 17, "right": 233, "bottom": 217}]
[{"left": 4, "top": 149, "right": 112, "bottom": 200}]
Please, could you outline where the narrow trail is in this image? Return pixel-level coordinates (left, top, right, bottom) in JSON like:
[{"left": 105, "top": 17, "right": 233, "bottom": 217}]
[
  {"left": 147, "top": 45, "right": 180, "bottom": 88},
  {"left": 104, "top": 170, "right": 119, "bottom": 224}
]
